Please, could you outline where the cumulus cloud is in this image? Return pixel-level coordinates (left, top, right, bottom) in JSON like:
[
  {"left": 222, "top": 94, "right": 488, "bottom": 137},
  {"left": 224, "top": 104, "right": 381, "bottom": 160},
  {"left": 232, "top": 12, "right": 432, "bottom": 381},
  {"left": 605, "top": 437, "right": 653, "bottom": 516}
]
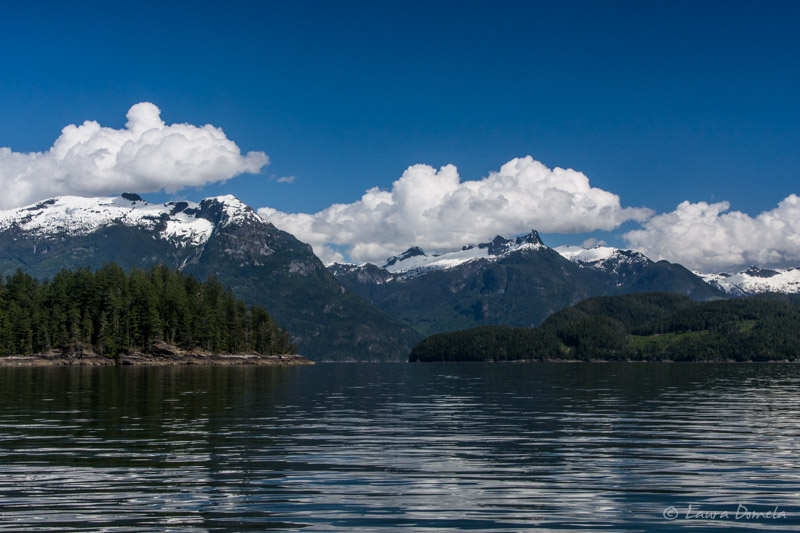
[
  {"left": 623, "top": 195, "right": 800, "bottom": 272},
  {"left": 0, "top": 102, "right": 268, "bottom": 209},
  {"left": 259, "top": 156, "right": 652, "bottom": 264},
  {"left": 581, "top": 238, "right": 607, "bottom": 248}
]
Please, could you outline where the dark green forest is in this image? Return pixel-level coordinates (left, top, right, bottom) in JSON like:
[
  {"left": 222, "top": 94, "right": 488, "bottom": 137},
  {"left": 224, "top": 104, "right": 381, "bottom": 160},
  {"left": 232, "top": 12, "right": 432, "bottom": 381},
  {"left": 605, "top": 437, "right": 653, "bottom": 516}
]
[
  {"left": 409, "top": 293, "right": 800, "bottom": 362},
  {"left": 0, "top": 263, "right": 295, "bottom": 357}
]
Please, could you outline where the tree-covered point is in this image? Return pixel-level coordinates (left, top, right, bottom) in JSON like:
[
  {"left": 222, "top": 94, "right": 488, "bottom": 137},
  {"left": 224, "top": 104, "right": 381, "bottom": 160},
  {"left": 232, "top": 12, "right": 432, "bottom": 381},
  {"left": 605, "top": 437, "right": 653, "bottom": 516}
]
[
  {"left": 409, "top": 292, "right": 800, "bottom": 362},
  {"left": 0, "top": 263, "right": 296, "bottom": 357}
]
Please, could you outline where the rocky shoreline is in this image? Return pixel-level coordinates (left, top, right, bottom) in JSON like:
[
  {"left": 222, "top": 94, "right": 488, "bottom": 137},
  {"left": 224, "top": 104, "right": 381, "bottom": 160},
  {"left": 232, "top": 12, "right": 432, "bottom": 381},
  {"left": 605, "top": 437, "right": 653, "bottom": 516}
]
[
  {"left": 0, "top": 353, "right": 313, "bottom": 366},
  {"left": 0, "top": 342, "right": 313, "bottom": 366}
]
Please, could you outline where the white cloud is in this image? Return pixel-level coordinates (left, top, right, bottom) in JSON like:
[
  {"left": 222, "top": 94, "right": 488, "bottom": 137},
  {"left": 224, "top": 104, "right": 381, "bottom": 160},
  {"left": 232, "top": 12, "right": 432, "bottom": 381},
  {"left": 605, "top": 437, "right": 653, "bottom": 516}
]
[
  {"left": 623, "top": 195, "right": 800, "bottom": 272},
  {"left": 0, "top": 102, "right": 268, "bottom": 209},
  {"left": 276, "top": 175, "right": 296, "bottom": 184},
  {"left": 581, "top": 238, "right": 607, "bottom": 248},
  {"left": 259, "top": 156, "right": 652, "bottom": 264}
]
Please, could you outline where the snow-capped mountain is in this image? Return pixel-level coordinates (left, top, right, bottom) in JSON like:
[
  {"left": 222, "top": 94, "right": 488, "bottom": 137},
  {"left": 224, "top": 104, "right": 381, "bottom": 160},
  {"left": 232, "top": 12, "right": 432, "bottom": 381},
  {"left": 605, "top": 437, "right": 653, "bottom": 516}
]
[
  {"left": 374, "top": 230, "right": 546, "bottom": 277},
  {"left": 555, "top": 246, "right": 800, "bottom": 296},
  {"left": 555, "top": 245, "right": 648, "bottom": 269},
  {"left": 0, "top": 193, "right": 256, "bottom": 249},
  {"left": 327, "top": 261, "right": 395, "bottom": 285},
  {"left": 329, "top": 231, "right": 723, "bottom": 336},
  {"left": 338, "top": 232, "right": 652, "bottom": 283},
  {"left": 0, "top": 194, "right": 419, "bottom": 361},
  {"left": 336, "top": 232, "right": 655, "bottom": 288},
  {"left": 333, "top": 226, "right": 800, "bottom": 302},
  {"left": 700, "top": 267, "right": 800, "bottom": 295},
  {"left": 554, "top": 245, "right": 655, "bottom": 287},
  {"left": 554, "top": 243, "right": 800, "bottom": 296}
]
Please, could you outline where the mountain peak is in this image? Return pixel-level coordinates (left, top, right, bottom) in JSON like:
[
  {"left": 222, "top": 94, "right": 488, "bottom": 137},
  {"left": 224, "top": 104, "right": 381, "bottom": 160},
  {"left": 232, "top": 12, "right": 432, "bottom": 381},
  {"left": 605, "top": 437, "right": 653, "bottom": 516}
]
[
  {"left": 479, "top": 230, "right": 543, "bottom": 256},
  {"left": 207, "top": 194, "right": 246, "bottom": 206},
  {"left": 744, "top": 266, "right": 780, "bottom": 278},
  {"left": 384, "top": 246, "right": 426, "bottom": 268},
  {"left": 120, "top": 192, "right": 143, "bottom": 203},
  {"left": 516, "top": 229, "right": 543, "bottom": 246},
  {"left": 195, "top": 194, "right": 261, "bottom": 228},
  {"left": 485, "top": 235, "right": 513, "bottom": 256}
]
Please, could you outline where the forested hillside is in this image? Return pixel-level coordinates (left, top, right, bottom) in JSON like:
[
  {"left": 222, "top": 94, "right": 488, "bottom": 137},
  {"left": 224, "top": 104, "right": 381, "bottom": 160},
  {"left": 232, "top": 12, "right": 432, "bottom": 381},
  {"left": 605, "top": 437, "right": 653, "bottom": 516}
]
[
  {"left": 0, "top": 194, "right": 420, "bottom": 361},
  {"left": 410, "top": 293, "right": 800, "bottom": 362},
  {"left": 0, "top": 263, "right": 295, "bottom": 357}
]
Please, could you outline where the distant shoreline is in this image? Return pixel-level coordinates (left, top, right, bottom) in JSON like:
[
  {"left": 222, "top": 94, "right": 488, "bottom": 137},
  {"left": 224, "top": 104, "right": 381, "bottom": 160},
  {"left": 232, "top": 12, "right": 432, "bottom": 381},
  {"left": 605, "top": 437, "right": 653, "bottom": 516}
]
[
  {"left": 0, "top": 352, "right": 313, "bottom": 366},
  {"left": 409, "top": 358, "right": 798, "bottom": 363}
]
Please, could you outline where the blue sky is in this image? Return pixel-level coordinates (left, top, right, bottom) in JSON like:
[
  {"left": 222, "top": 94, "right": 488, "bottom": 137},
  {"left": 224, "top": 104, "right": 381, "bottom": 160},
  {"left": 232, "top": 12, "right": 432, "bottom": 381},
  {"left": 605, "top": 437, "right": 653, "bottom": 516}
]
[{"left": 1, "top": 1, "right": 799, "bottom": 271}]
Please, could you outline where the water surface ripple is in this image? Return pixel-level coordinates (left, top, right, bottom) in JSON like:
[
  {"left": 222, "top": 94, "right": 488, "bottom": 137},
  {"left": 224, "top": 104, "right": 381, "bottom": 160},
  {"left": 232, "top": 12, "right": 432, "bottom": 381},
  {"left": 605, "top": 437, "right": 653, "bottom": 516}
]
[{"left": 0, "top": 363, "right": 798, "bottom": 531}]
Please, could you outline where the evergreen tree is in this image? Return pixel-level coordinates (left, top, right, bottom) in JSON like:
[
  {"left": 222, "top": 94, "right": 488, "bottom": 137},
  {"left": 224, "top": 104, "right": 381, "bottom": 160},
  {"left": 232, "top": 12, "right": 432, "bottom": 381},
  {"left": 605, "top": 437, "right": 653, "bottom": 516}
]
[{"left": 0, "top": 263, "right": 296, "bottom": 357}]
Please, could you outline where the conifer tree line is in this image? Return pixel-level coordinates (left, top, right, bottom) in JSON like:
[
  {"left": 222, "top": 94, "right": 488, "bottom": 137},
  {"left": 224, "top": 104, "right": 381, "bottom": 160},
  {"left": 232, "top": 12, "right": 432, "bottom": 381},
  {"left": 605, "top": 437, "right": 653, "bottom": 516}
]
[
  {"left": 0, "top": 263, "right": 296, "bottom": 357},
  {"left": 410, "top": 293, "right": 800, "bottom": 362}
]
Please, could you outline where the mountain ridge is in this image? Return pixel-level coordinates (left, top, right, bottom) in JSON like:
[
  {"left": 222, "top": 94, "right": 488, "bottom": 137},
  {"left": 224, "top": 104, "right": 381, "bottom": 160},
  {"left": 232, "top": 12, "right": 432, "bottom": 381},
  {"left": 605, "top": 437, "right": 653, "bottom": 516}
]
[
  {"left": 332, "top": 234, "right": 800, "bottom": 297},
  {"left": 700, "top": 267, "right": 800, "bottom": 295},
  {"left": 0, "top": 194, "right": 420, "bottom": 361},
  {"left": 329, "top": 231, "right": 725, "bottom": 337}
]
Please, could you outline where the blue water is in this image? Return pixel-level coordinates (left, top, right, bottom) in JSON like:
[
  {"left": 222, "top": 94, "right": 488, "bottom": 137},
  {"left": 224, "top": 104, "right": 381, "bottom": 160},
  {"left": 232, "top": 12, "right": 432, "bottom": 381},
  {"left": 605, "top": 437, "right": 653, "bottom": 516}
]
[{"left": 0, "top": 363, "right": 798, "bottom": 531}]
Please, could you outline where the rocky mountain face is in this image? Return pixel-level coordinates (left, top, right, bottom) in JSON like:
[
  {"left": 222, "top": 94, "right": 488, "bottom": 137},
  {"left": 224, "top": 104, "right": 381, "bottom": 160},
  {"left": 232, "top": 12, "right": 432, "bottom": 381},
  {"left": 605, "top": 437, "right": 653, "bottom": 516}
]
[
  {"left": 0, "top": 194, "right": 419, "bottom": 361},
  {"left": 330, "top": 232, "right": 726, "bottom": 337}
]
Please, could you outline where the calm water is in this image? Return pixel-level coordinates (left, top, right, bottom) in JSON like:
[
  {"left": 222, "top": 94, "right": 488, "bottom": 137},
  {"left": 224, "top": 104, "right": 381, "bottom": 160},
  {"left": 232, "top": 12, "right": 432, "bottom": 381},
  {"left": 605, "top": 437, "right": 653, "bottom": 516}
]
[{"left": 0, "top": 363, "right": 798, "bottom": 532}]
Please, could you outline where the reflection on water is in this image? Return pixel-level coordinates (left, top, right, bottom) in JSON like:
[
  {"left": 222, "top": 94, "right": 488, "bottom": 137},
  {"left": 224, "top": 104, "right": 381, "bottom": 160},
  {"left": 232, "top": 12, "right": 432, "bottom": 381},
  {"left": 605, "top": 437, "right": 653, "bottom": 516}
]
[{"left": 0, "top": 363, "right": 799, "bottom": 531}]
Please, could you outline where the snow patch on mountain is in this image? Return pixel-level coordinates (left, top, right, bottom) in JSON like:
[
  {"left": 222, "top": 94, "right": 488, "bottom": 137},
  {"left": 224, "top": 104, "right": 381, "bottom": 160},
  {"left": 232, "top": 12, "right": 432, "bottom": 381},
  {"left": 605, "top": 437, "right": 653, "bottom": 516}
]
[
  {"left": 555, "top": 245, "right": 650, "bottom": 269},
  {"left": 380, "top": 231, "right": 545, "bottom": 274},
  {"left": 553, "top": 245, "right": 653, "bottom": 287},
  {"left": 163, "top": 215, "right": 214, "bottom": 247},
  {"left": 328, "top": 261, "right": 396, "bottom": 284},
  {"left": 382, "top": 245, "right": 488, "bottom": 273},
  {"left": 0, "top": 194, "right": 262, "bottom": 247},
  {"left": 554, "top": 245, "right": 617, "bottom": 264},
  {"left": 700, "top": 267, "right": 800, "bottom": 295}
]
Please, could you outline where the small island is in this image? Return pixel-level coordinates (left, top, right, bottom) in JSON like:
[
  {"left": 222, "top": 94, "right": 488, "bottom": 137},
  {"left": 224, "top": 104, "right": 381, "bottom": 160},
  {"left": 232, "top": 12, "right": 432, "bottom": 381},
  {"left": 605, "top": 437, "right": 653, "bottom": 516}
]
[
  {"left": 409, "top": 292, "right": 800, "bottom": 362},
  {"left": 0, "top": 263, "right": 311, "bottom": 366}
]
